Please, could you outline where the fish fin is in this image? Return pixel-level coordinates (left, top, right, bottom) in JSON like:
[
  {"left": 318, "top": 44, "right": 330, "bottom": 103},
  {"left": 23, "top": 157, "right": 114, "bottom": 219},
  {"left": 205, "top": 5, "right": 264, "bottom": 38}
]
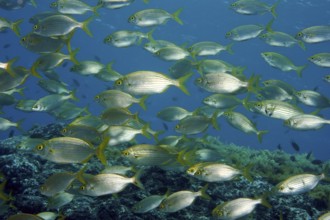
[
  {"left": 69, "top": 48, "right": 80, "bottom": 64},
  {"left": 5, "top": 57, "right": 19, "bottom": 77},
  {"left": 143, "top": 0, "right": 149, "bottom": 3},
  {"left": 247, "top": 74, "right": 261, "bottom": 93},
  {"left": 265, "top": 18, "right": 275, "bottom": 32},
  {"left": 153, "top": 130, "right": 165, "bottom": 142},
  {"left": 242, "top": 163, "right": 254, "bottom": 182},
  {"left": 260, "top": 194, "right": 272, "bottom": 208},
  {"left": 69, "top": 90, "right": 79, "bottom": 101},
  {"left": 225, "top": 42, "right": 234, "bottom": 55},
  {"left": 63, "top": 31, "right": 76, "bottom": 53},
  {"left": 211, "top": 111, "right": 220, "bottom": 130},
  {"left": 172, "top": 8, "right": 184, "bottom": 25},
  {"left": 257, "top": 130, "right": 268, "bottom": 143},
  {"left": 138, "top": 95, "right": 148, "bottom": 110},
  {"left": 297, "top": 40, "right": 305, "bottom": 50},
  {"left": 132, "top": 169, "right": 144, "bottom": 190},
  {"left": 15, "top": 119, "right": 25, "bottom": 133},
  {"left": 30, "top": 0, "right": 37, "bottom": 7},
  {"left": 146, "top": 28, "right": 155, "bottom": 42},
  {"left": 270, "top": 0, "right": 281, "bottom": 18},
  {"left": 96, "top": 137, "right": 109, "bottom": 165},
  {"left": 199, "top": 184, "right": 211, "bottom": 200},
  {"left": 141, "top": 124, "right": 151, "bottom": 139},
  {"left": 92, "top": 4, "right": 103, "bottom": 16},
  {"left": 81, "top": 17, "right": 94, "bottom": 37},
  {"left": 177, "top": 72, "right": 193, "bottom": 95},
  {"left": 30, "top": 62, "right": 42, "bottom": 78},
  {"left": 11, "top": 19, "right": 24, "bottom": 36},
  {"left": 295, "top": 64, "right": 307, "bottom": 78}
]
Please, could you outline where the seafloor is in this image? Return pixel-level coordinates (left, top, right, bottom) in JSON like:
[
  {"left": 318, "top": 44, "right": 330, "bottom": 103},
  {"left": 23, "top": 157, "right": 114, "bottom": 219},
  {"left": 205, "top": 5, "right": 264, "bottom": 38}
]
[{"left": 0, "top": 123, "right": 329, "bottom": 220}]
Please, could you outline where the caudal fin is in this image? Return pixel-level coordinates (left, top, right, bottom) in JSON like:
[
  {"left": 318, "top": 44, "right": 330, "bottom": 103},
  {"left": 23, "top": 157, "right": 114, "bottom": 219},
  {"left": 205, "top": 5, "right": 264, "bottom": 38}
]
[
  {"left": 132, "top": 169, "right": 145, "bottom": 190},
  {"left": 12, "top": 19, "right": 24, "bottom": 36},
  {"left": 257, "top": 130, "right": 268, "bottom": 143},
  {"left": 172, "top": 8, "right": 184, "bottom": 25},
  {"left": 295, "top": 64, "right": 307, "bottom": 78},
  {"left": 177, "top": 73, "right": 192, "bottom": 95},
  {"left": 81, "top": 17, "right": 94, "bottom": 37}
]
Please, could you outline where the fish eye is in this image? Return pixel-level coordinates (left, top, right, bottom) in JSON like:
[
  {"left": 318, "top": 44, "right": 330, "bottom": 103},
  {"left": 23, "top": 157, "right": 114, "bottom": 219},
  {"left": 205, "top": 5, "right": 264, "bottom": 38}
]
[
  {"left": 33, "top": 25, "right": 38, "bottom": 30},
  {"left": 196, "top": 170, "right": 201, "bottom": 175},
  {"left": 175, "top": 124, "right": 180, "bottom": 129},
  {"left": 122, "top": 151, "right": 129, "bottom": 156},
  {"left": 21, "top": 37, "right": 26, "bottom": 42},
  {"left": 50, "top": 2, "right": 57, "bottom": 7},
  {"left": 231, "top": 3, "right": 237, "bottom": 7},
  {"left": 187, "top": 168, "right": 195, "bottom": 173},
  {"left": 115, "top": 79, "right": 123, "bottom": 86},
  {"left": 279, "top": 186, "right": 284, "bottom": 191},
  {"left": 297, "top": 32, "right": 303, "bottom": 37},
  {"left": 36, "top": 144, "right": 44, "bottom": 151},
  {"left": 196, "top": 78, "right": 203, "bottom": 83},
  {"left": 159, "top": 204, "right": 164, "bottom": 209},
  {"left": 128, "top": 15, "right": 136, "bottom": 22},
  {"left": 80, "top": 185, "right": 86, "bottom": 191},
  {"left": 225, "top": 32, "right": 231, "bottom": 37},
  {"left": 256, "top": 103, "right": 262, "bottom": 107},
  {"left": 62, "top": 128, "right": 67, "bottom": 133}
]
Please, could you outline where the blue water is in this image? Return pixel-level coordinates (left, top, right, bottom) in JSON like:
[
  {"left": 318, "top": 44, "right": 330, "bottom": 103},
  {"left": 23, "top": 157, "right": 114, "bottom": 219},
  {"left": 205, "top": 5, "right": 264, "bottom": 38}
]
[{"left": 1, "top": 0, "right": 330, "bottom": 161}]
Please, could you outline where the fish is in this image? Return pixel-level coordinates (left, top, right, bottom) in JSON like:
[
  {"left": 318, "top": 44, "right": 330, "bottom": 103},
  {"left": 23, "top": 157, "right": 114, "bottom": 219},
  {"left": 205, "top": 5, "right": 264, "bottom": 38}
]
[
  {"left": 33, "top": 14, "right": 93, "bottom": 37},
  {"left": 32, "top": 92, "right": 77, "bottom": 112},
  {"left": 15, "top": 99, "right": 37, "bottom": 112},
  {"left": 104, "top": 29, "right": 153, "bottom": 47},
  {"left": 20, "top": 33, "right": 70, "bottom": 53},
  {"left": 159, "top": 185, "right": 210, "bottom": 212},
  {"left": 61, "top": 124, "right": 103, "bottom": 145},
  {"left": 94, "top": 89, "right": 147, "bottom": 110},
  {"left": 114, "top": 71, "right": 191, "bottom": 95},
  {"left": 226, "top": 24, "right": 268, "bottom": 41},
  {"left": 188, "top": 41, "right": 234, "bottom": 57},
  {"left": 257, "top": 85, "right": 293, "bottom": 101},
  {"left": 169, "top": 59, "right": 194, "bottom": 79},
  {"left": 193, "top": 59, "right": 246, "bottom": 76},
  {"left": 295, "top": 25, "right": 330, "bottom": 43},
  {"left": 276, "top": 173, "right": 325, "bottom": 195},
  {"left": 157, "top": 106, "right": 193, "bottom": 121},
  {"left": 70, "top": 60, "right": 105, "bottom": 75},
  {"left": 259, "top": 29, "right": 305, "bottom": 50},
  {"left": 7, "top": 213, "right": 44, "bottom": 220},
  {"left": 186, "top": 162, "right": 252, "bottom": 182},
  {"left": 284, "top": 114, "right": 330, "bottom": 130},
  {"left": 47, "top": 192, "right": 75, "bottom": 210},
  {"left": 223, "top": 110, "right": 268, "bottom": 143},
  {"left": 0, "top": 57, "right": 19, "bottom": 77},
  {"left": 101, "top": 165, "right": 135, "bottom": 176},
  {"left": 132, "top": 190, "right": 170, "bottom": 213},
  {"left": 16, "top": 137, "right": 44, "bottom": 151},
  {"left": 50, "top": 0, "right": 101, "bottom": 15},
  {"left": 194, "top": 72, "right": 259, "bottom": 94},
  {"left": 70, "top": 115, "right": 107, "bottom": 133},
  {"left": 144, "top": 39, "right": 177, "bottom": 54},
  {"left": 40, "top": 172, "right": 77, "bottom": 197},
  {"left": 0, "top": 17, "right": 24, "bottom": 36},
  {"left": 262, "top": 79, "right": 296, "bottom": 95},
  {"left": 128, "top": 8, "right": 183, "bottom": 27},
  {"left": 243, "top": 99, "right": 303, "bottom": 120},
  {"left": 99, "top": 0, "right": 134, "bottom": 10},
  {"left": 122, "top": 144, "right": 177, "bottom": 166},
  {"left": 33, "top": 137, "right": 108, "bottom": 164},
  {"left": 103, "top": 124, "right": 150, "bottom": 146},
  {"left": 36, "top": 212, "right": 58, "bottom": 220},
  {"left": 294, "top": 90, "right": 330, "bottom": 108},
  {"left": 154, "top": 46, "right": 190, "bottom": 61},
  {"left": 31, "top": 50, "right": 79, "bottom": 77},
  {"left": 212, "top": 197, "right": 271, "bottom": 219},
  {"left": 37, "top": 79, "right": 70, "bottom": 94},
  {"left": 50, "top": 102, "right": 89, "bottom": 120},
  {"left": 78, "top": 170, "right": 144, "bottom": 196},
  {"left": 318, "top": 212, "right": 330, "bottom": 220},
  {"left": 261, "top": 52, "right": 307, "bottom": 77},
  {"left": 94, "top": 62, "right": 123, "bottom": 82},
  {"left": 203, "top": 94, "right": 242, "bottom": 109},
  {"left": 308, "top": 53, "right": 330, "bottom": 68},
  {"left": 0, "top": 117, "right": 23, "bottom": 131},
  {"left": 230, "top": 0, "right": 280, "bottom": 17},
  {"left": 291, "top": 141, "right": 300, "bottom": 152},
  {"left": 175, "top": 114, "right": 219, "bottom": 135},
  {"left": 101, "top": 107, "right": 138, "bottom": 126}
]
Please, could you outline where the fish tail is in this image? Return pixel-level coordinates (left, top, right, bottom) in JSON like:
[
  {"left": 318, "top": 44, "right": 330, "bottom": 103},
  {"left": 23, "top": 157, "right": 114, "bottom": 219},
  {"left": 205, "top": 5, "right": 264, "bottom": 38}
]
[
  {"left": 143, "top": 0, "right": 150, "bottom": 3},
  {"left": 242, "top": 163, "right": 254, "bottom": 182},
  {"left": 93, "top": 4, "right": 103, "bottom": 16},
  {"left": 132, "top": 170, "right": 145, "bottom": 190},
  {"left": 146, "top": 28, "right": 155, "bottom": 42},
  {"left": 265, "top": 18, "right": 275, "bottom": 32},
  {"left": 257, "top": 130, "right": 268, "bottom": 143},
  {"left": 226, "top": 42, "right": 234, "bottom": 54},
  {"left": 270, "top": 0, "right": 281, "bottom": 18},
  {"left": 199, "top": 184, "right": 211, "bottom": 200},
  {"left": 295, "top": 64, "right": 307, "bottom": 78},
  {"left": 247, "top": 74, "right": 261, "bottom": 93},
  {"left": 96, "top": 137, "right": 109, "bottom": 165},
  {"left": 177, "top": 73, "right": 192, "bottom": 95},
  {"left": 153, "top": 130, "right": 165, "bottom": 142},
  {"left": 30, "top": 62, "right": 42, "bottom": 78},
  {"left": 64, "top": 30, "right": 76, "bottom": 53},
  {"left": 69, "top": 48, "right": 80, "bottom": 64},
  {"left": 297, "top": 40, "right": 306, "bottom": 50},
  {"left": 11, "top": 19, "right": 24, "bottom": 36},
  {"left": 5, "top": 57, "right": 19, "bottom": 77},
  {"left": 141, "top": 124, "right": 151, "bottom": 139},
  {"left": 15, "top": 119, "right": 25, "bottom": 133},
  {"left": 211, "top": 111, "right": 221, "bottom": 130},
  {"left": 81, "top": 17, "right": 94, "bottom": 37},
  {"left": 30, "top": 0, "right": 37, "bottom": 7},
  {"left": 172, "top": 8, "right": 184, "bottom": 25},
  {"left": 69, "top": 90, "right": 79, "bottom": 101},
  {"left": 260, "top": 193, "right": 272, "bottom": 208},
  {"left": 139, "top": 95, "right": 148, "bottom": 110}
]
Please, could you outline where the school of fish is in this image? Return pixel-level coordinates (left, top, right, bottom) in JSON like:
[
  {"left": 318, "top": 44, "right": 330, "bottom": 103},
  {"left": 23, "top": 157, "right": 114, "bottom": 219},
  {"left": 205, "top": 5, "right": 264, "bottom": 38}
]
[{"left": 0, "top": 0, "right": 330, "bottom": 219}]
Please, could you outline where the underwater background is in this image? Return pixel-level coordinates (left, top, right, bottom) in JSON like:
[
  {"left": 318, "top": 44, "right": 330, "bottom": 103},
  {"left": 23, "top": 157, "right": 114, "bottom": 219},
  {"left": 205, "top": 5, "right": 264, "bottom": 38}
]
[{"left": 1, "top": 0, "right": 330, "bottom": 219}]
